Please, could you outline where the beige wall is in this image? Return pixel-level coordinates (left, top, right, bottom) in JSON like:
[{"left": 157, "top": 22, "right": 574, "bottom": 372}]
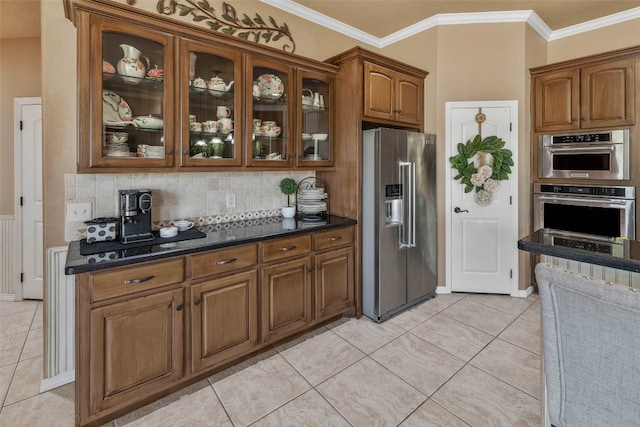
[
  {"left": 38, "top": 0, "right": 640, "bottom": 293},
  {"left": 547, "top": 19, "right": 640, "bottom": 63},
  {"left": 0, "top": 37, "right": 41, "bottom": 215}
]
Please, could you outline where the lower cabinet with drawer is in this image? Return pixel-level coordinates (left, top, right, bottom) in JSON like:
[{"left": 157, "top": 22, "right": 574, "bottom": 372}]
[
  {"left": 76, "top": 259, "right": 187, "bottom": 426},
  {"left": 75, "top": 225, "right": 355, "bottom": 426}
]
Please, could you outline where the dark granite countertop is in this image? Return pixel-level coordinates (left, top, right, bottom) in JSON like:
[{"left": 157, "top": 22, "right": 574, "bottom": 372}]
[
  {"left": 518, "top": 228, "right": 640, "bottom": 273},
  {"left": 65, "top": 215, "right": 356, "bottom": 275}
]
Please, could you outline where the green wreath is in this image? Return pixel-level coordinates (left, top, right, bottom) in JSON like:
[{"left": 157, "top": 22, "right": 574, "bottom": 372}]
[{"left": 449, "top": 135, "right": 513, "bottom": 194}]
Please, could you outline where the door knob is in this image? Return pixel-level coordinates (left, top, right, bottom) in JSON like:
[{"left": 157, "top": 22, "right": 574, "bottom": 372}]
[{"left": 454, "top": 207, "right": 468, "bottom": 213}]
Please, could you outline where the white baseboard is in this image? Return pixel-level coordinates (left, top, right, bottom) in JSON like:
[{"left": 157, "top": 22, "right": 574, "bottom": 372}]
[
  {"left": 40, "top": 370, "right": 75, "bottom": 393},
  {"left": 436, "top": 285, "right": 450, "bottom": 294},
  {"left": 0, "top": 293, "right": 17, "bottom": 302}
]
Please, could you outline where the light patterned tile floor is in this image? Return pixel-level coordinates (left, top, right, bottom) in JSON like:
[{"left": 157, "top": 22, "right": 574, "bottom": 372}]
[{"left": 0, "top": 293, "right": 541, "bottom": 426}]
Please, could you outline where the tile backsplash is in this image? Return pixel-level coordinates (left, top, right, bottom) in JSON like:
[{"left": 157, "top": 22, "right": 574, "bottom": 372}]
[{"left": 64, "top": 171, "right": 313, "bottom": 242}]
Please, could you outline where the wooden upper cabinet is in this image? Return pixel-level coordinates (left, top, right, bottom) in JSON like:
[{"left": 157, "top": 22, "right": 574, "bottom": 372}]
[
  {"left": 581, "top": 58, "right": 635, "bottom": 129},
  {"left": 534, "top": 70, "right": 580, "bottom": 132},
  {"left": 364, "top": 61, "right": 423, "bottom": 126},
  {"left": 532, "top": 53, "right": 636, "bottom": 132}
]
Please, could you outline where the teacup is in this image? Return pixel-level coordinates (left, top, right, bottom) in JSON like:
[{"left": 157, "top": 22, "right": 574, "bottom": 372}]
[
  {"left": 262, "top": 121, "right": 277, "bottom": 132},
  {"left": 216, "top": 106, "right": 231, "bottom": 119},
  {"left": 172, "top": 220, "right": 194, "bottom": 232},
  {"left": 218, "top": 118, "right": 233, "bottom": 134},
  {"left": 192, "top": 77, "right": 206, "bottom": 92},
  {"left": 188, "top": 114, "right": 197, "bottom": 123},
  {"left": 190, "top": 121, "right": 202, "bottom": 131},
  {"left": 252, "top": 118, "right": 262, "bottom": 132},
  {"left": 202, "top": 120, "right": 218, "bottom": 132}
]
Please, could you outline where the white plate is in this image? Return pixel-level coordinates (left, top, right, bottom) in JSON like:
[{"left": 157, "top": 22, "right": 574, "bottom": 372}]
[
  {"left": 102, "top": 90, "right": 132, "bottom": 124},
  {"left": 255, "top": 74, "right": 284, "bottom": 100}
]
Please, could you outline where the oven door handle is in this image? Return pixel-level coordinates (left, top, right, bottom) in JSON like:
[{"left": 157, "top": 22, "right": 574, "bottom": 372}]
[
  {"left": 547, "top": 146, "right": 614, "bottom": 153},
  {"left": 536, "top": 195, "right": 630, "bottom": 206}
]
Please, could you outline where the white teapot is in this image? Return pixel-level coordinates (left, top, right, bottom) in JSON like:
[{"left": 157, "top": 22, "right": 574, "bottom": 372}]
[{"left": 208, "top": 76, "right": 234, "bottom": 93}]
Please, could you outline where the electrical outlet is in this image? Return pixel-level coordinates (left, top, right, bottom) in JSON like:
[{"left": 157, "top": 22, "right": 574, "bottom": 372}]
[
  {"left": 226, "top": 193, "right": 236, "bottom": 208},
  {"left": 67, "top": 202, "right": 92, "bottom": 222}
]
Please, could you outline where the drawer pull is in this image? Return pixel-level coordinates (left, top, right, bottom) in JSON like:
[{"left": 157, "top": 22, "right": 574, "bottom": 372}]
[
  {"left": 280, "top": 245, "right": 297, "bottom": 251},
  {"left": 330, "top": 236, "right": 342, "bottom": 241},
  {"left": 124, "top": 275, "right": 156, "bottom": 285},
  {"left": 176, "top": 304, "right": 183, "bottom": 311},
  {"left": 194, "top": 298, "right": 201, "bottom": 305},
  {"left": 215, "top": 258, "right": 238, "bottom": 265}
]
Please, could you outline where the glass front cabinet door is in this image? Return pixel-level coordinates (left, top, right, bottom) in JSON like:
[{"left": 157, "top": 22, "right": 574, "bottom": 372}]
[
  {"left": 246, "top": 58, "right": 294, "bottom": 167},
  {"left": 82, "top": 16, "right": 175, "bottom": 171},
  {"left": 180, "top": 40, "right": 242, "bottom": 167},
  {"left": 297, "top": 71, "right": 334, "bottom": 167}
]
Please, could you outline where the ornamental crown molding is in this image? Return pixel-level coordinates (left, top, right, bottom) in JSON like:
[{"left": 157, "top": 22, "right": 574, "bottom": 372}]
[{"left": 260, "top": 0, "right": 640, "bottom": 47}]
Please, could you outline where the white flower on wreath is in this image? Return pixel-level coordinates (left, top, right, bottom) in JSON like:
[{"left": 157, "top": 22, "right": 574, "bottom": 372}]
[
  {"left": 477, "top": 165, "right": 492, "bottom": 180},
  {"left": 483, "top": 178, "right": 500, "bottom": 193},
  {"left": 475, "top": 189, "right": 492, "bottom": 206}
]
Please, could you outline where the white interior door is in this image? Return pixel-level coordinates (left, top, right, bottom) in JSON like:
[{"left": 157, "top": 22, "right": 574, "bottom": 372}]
[
  {"left": 445, "top": 102, "right": 518, "bottom": 295},
  {"left": 16, "top": 98, "right": 43, "bottom": 300}
]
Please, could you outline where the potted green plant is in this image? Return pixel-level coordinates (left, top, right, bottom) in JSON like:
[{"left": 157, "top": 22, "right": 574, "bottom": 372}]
[{"left": 279, "top": 177, "right": 298, "bottom": 218}]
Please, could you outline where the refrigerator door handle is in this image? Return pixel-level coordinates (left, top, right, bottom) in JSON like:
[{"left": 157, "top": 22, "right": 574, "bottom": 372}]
[
  {"left": 399, "top": 161, "right": 411, "bottom": 248},
  {"left": 410, "top": 162, "right": 416, "bottom": 248}
]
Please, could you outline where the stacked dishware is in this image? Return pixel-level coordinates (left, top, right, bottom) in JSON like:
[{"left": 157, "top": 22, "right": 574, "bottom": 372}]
[
  {"left": 137, "top": 145, "right": 164, "bottom": 158},
  {"left": 297, "top": 186, "right": 327, "bottom": 218}
]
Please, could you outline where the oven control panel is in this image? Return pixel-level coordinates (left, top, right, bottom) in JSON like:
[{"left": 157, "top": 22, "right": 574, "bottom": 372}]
[{"left": 537, "top": 184, "right": 634, "bottom": 199}]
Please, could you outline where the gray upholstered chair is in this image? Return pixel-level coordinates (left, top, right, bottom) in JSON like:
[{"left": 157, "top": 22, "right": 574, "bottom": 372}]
[{"left": 535, "top": 262, "right": 640, "bottom": 427}]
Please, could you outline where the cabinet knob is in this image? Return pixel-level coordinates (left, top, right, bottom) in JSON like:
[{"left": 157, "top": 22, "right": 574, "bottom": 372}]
[
  {"left": 580, "top": 117, "right": 587, "bottom": 121},
  {"left": 166, "top": 149, "right": 174, "bottom": 155},
  {"left": 176, "top": 304, "right": 183, "bottom": 311},
  {"left": 572, "top": 117, "right": 579, "bottom": 122},
  {"left": 307, "top": 267, "right": 313, "bottom": 273},
  {"left": 194, "top": 298, "right": 201, "bottom": 305}
]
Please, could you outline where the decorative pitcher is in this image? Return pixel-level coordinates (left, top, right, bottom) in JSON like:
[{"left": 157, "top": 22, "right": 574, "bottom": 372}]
[{"left": 117, "top": 44, "right": 148, "bottom": 85}]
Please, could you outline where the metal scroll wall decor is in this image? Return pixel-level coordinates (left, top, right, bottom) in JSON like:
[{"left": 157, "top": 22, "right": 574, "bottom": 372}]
[{"left": 125, "top": 0, "right": 296, "bottom": 52}]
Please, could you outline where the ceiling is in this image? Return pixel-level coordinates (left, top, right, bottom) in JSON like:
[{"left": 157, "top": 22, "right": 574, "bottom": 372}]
[{"left": 1, "top": 0, "right": 639, "bottom": 40}]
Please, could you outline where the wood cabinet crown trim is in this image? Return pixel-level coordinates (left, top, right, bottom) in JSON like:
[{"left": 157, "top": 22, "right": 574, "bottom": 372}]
[
  {"left": 530, "top": 44, "right": 640, "bottom": 76},
  {"left": 326, "top": 46, "right": 428, "bottom": 79}
]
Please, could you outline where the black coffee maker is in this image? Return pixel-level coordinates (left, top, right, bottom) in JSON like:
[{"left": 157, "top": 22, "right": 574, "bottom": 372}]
[{"left": 119, "top": 189, "right": 154, "bottom": 244}]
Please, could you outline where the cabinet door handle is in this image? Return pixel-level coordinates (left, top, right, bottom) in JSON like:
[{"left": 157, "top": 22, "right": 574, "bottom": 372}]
[
  {"left": 176, "top": 304, "right": 183, "bottom": 311},
  {"left": 329, "top": 236, "right": 342, "bottom": 241},
  {"left": 215, "top": 258, "right": 237, "bottom": 265},
  {"left": 307, "top": 267, "right": 313, "bottom": 273},
  {"left": 166, "top": 149, "right": 174, "bottom": 155},
  {"left": 124, "top": 275, "right": 155, "bottom": 285},
  {"left": 194, "top": 298, "right": 201, "bottom": 305},
  {"left": 280, "top": 245, "right": 297, "bottom": 251}
]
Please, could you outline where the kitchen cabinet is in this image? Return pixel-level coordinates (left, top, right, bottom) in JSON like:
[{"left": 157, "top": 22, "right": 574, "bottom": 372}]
[
  {"left": 190, "top": 270, "right": 258, "bottom": 372},
  {"left": 260, "top": 234, "right": 313, "bottom": 341},
  {"left": 79, "top": 14, "right": 176, "bottom": 172},
  {"left": 88, "top": 289, "right": 184, "bottom": 415},
  {"left": 246, "top": 57, "right": 295, "bottom": 167},
  {"left": 72, "top": 220, "right": 356, "bottom": 426},
  {"left": 76, "top": 256, "right": 186, "bottom": 424},
  {"left": 313, "top": 227, "right": 355, "bottom": 321},
  {"left": 364, "top": 61, "right": 423, "bottom": 125},
  {"left": 180, "top": 39, "right": 243, "bottom": 167},
  {"left": 297, "top": 71, "right": 334, "bottom": 166},
  {"left": 189, "top": 245, "right": 258, "bottom": 372},
  {"left": 532, "top": 56, "right": 636, "bottom": 132},
  {"left": 67, "top": 0, "right": 338, "bottom": 172}
]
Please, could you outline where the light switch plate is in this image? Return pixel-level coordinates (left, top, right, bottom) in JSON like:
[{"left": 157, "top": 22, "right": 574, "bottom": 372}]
[
  {"left": 226, "top": 193, "right": 236, "bottom": 208},
  {"left": 67, "top": 202, "right": 92, "bottom": 222}
]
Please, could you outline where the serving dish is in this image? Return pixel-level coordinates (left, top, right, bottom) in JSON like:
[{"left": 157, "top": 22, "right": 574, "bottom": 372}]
[
  {"left": 102, "top": 90, "right": 132, "bottom": 125},
  {"left": 255, "top": 74, "right": 284, "bottom": 100},
  {"left": 132, "top": 115, "right": 164, "bottom": 129}
]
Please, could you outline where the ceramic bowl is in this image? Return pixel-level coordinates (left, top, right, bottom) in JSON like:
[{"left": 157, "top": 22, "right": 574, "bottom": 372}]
[
  {"left": 133, "top": 115, "right": 164, "bottom": 129},
  {"left": 264, "top": 127, "right": 282, "bottom": 137},
  {"left": 106, "top": 132, "right": 128, "bottom": 144}
]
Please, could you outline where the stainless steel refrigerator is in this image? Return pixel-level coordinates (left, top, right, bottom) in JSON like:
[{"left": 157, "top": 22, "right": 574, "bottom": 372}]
[{"left": 362, "top": 128, "right": 437, "bottom": 322}]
